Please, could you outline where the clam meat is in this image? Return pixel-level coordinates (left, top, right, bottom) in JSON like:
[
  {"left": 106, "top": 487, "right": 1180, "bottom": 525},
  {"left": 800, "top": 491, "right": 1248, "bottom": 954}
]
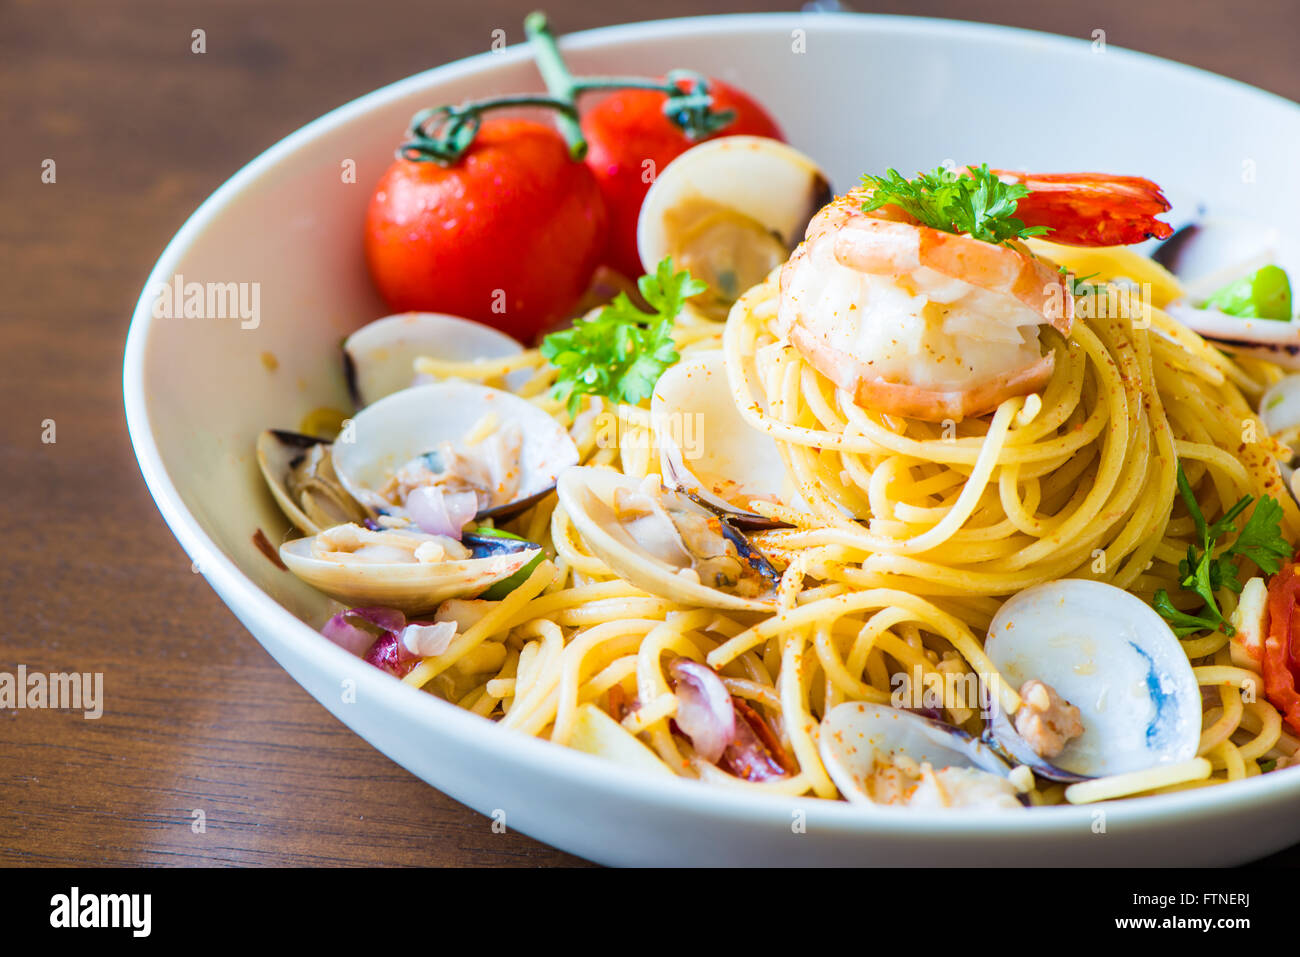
[{"left": 556, "top": 467, "right": 779, "bottom": 611}]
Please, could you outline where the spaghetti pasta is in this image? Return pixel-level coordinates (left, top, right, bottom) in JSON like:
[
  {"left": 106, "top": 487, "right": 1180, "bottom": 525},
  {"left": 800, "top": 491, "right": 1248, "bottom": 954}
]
[
  {"left": 269, "top": 161, "right": 1300, "bottom": 812},
  {"left": 381, "top": 239, "right": 1300, "bottom": 807}
]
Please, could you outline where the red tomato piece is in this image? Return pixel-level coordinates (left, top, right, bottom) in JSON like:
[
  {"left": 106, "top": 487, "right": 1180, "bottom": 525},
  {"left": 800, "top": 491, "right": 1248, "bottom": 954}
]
[
  {"left": 1263, "top": 560, "right": 1300, "bottom": 734},
  {"left": 581, "top": 78, "right": 783, "bottom": 278},
  {"left": 364, "top": 119, "right": 607, "bottom": 343}
]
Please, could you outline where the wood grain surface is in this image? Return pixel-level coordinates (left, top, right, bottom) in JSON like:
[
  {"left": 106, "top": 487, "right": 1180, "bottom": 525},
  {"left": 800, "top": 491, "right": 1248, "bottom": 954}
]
[{"left": 3, "top": 0, "right": 1299, "bottom": 867}]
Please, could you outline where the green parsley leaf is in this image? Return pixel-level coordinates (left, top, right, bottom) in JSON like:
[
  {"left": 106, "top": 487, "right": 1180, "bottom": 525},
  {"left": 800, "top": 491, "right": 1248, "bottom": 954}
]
[
  {"left": 1059, "top": 267, "right": 1104, "bottom": 297},
  {"left": 1260, "top": 758, "right": 1278, "bottom": 773},
  {"left": 860, "top": 164, "right": 1052, "bottom": 247},
  {"left": 1154, "top": 462, "right": 1292, "bottom": 636},
  {"left": 540, "top": 258, "right": 705, "bottom": 414},
  {"left": 1153, "top": 589, "right": 1225, "bottom": 637},
  {"left": 1226, "top": 495, "right": 1290, "bottom": 575}
]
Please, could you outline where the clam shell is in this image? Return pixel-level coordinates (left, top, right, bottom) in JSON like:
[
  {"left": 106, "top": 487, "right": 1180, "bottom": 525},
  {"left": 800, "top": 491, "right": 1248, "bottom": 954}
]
[
  {"left": 637, "top": 135, "right": 831, "bottom": 312},
  {"left": 651, "top": 350, "right": 802, "bottom": 526},
  {"left": 556, "top": 466, "right": 778, "bottom": 612},
  {"left": 280, "top": 531, "right": 540, "bottom": 615},
  {"left": 331, "top": 381, "right": 579, "bottom": 523},
  {"left": 1165, "top": 303, "right": 1300, "bottom": 370},
  {"left": 1261, "top": 374, "right": 1300, "bottom": 445},
  {"left": 256, "top": 429, "right": 368, "bottom": 535},
  {"left": 343, "top": 312, "right": 524, "bottom": 408},
  {"left": 984, "top": 579, "right": 1200, "bottom": 779},
  {"left": 1152, "top": 217, "right": 1300, "bottom": 300},
  {"left": 819, "top": 703, "right": 1012, "bottom": 806}
]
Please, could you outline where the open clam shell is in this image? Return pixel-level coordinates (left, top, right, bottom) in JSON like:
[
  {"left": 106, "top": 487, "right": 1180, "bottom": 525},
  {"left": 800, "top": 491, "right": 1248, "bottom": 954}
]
[
  {"left": 983, "top": 579, "right": 1201, "bottom": 781},
  {"left": 330, "top": 381, "right": 579, "bottom": 525},
  {"left": 1164, "top": 303, "right": 1300, "bottom": 370},
  {"left": 343, "top": 312, "right": 525, "bottom": 408},
  {"left": 1261, "top": 374, "right": 1300, "bottom": 443},
  {"left": 256, "top": 429, "right": 369, "bottom": 535},
  {"left": 1152, "top": 216, "right": 1300, "bottom": 299},
  {"left": 280, "top": 524, "right": 541, "bottom": 615},
  {"left": 556, "top": 466, "right": 779, "bottom": 612},
  {"left": 819, "top": 703, "right": 1016, "bottom": 807},
  {"left": 1154, "top": 216, "right": 1300, "bottom": 366},
  {"left": 637, "top": 135, "right": 831, "bottom": 317},
  {"left": 1261, "top": 375, "right": 1300, "bottom": 502},
  {"left": 651, "top": 350, "right": 802, "bottom": 527}
]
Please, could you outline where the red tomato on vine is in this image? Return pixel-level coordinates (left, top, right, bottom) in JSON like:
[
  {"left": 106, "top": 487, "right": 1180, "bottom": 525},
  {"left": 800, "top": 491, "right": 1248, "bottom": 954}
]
[
  {"left": 364, "top": 118, "right": 607, "bottom": 343},
  {"left": 581, "top": 78, "right": 784, "bottom": 278}
]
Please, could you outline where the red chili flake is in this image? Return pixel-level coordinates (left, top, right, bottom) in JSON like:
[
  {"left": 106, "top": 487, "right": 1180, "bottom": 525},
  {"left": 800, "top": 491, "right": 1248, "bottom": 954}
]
[{"left": 252, "top": 528, "right": 288, "bottom": 570}]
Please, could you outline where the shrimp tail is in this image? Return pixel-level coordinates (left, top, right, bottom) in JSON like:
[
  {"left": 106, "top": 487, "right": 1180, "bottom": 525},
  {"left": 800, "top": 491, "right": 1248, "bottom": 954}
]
[{"left": 990, "top": 170, "right": 1174, "bottom": 247}]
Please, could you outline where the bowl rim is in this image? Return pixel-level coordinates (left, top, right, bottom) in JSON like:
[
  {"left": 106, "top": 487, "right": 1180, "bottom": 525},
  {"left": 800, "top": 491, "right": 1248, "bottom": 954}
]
[{"left": 123, "top": 10, "right": 1300, "bottom": 844}]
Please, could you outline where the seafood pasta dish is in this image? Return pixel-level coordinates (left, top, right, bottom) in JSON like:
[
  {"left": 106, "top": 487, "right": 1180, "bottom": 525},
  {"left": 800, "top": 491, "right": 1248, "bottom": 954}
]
[{"left": 256, "top": 18, "right": 1300, "bottom": 810}]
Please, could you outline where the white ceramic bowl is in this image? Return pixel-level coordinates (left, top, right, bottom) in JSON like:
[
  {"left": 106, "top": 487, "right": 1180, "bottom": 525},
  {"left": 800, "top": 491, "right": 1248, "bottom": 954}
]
[{"left": 124, "top": 13, "right": 1300, "bottom": 865}]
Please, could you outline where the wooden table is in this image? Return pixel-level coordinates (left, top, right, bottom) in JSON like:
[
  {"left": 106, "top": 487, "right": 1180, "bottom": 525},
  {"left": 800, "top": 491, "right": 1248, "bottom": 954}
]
[{"left": 4, "top": 0, "right": 1298, "bottom": 867}]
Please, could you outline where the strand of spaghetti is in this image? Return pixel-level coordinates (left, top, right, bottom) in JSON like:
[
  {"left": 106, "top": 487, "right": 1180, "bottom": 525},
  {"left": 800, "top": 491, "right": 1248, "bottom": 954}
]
[
  {"left": 1214, "top": 739, "right": 1248, "bottom": 780},
  {"left": 550, "top": 501, "right": 614, "bottom": 576},
  {"left": 778, "top": 625, "right": 837, "bottom": 797},
  {"left": 403, "top": 561, "right": 556, "bottom": 689},
  {"left": 992, "top": 322, "right": 1131, "bottom": 571},
  {"left": 1238, "top": 700, "right": 1285, "bottom": 761},
  {"left": 623, "top": 692, "right": 678, "bottom": 734},
  {"left": 855, "top": 399, "right": 1021, "bottom": 555},
  {"left": 518, "top": 635, "right": 647, "bottom": 739},
  {"left": 1174, "top": 439, "right": 1254, "bottom": 493},
  {"left": 550, "top": 621, "right": 661, "bottom": 745},
  {"left": 554, "top": 597, "right": 675, "bottom": 626},
  {"left": 720, "top": 676, "right": 785, "bottom": 712},
  {"left": 414, "top": 351, "right": 546, "bottom": 380},
  {"left": 575, "top": 655, "right": 638, "bottom": 704},
  {"left": 813, "top": 619, "right": 890, "bottom": 703},
  {"left": 708, "top": 587, "right": 1018, "bottom": 715},
  {"left": 500, "top": 619, "right": 566, "bottom": 732},
  {"left": 1198, "top": 679, "right": 1245, "bottom": 757},
  {"left": 1193, "top": 665, "right": 1263, "bottom": 691},
  {"left": 844, "top": 605, "right": 917, "bottom": 677},
  {"left": 645, "top": 722, "right": 694, "bottom": 777},
  {"left": 1064, "top": 757, "right": 1213, "bottom": 804},
  {"left": 634, "top": 611, "right": 718, "bottom": 709},
  {"left": 502, "top": 579, "right": 654, "bottom": 627}
]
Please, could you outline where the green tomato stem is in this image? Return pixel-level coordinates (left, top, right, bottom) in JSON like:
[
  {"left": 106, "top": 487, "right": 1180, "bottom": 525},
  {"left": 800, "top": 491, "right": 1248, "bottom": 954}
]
[
  {"left": 399, "top": 96, "right": 577, "bottom": 164},
  {"left": 400, "top": 11, "right": 736, "bottom": 164},
  {"left": 524, "top": 11, "right": 588, "bottom": 160}
]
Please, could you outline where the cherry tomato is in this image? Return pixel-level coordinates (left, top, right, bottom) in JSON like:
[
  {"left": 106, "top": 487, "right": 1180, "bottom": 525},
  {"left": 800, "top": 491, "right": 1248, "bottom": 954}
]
[
  {"left": 364, "top": 119, "right": 607, "bottom": 342},
  {"left": 581, "top": 78, "right": 783, "bottom": 279}
]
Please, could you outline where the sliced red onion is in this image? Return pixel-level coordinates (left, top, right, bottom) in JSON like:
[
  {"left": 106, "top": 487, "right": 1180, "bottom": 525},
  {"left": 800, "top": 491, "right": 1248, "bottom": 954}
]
[
  {"left": 404, "top": 486, "right": 478, "bottom": 539},
  {"left": 321, "top": 606, "right": 406, "bottom": 657},
  {"left": 722, "top": 700, "right": 789, "bottom": 782},
  {"left": 668, "top": 659, "right": 736, "bottom": 764},
  {"left": 363, "top": 631, "right": 421, "bottom": 678},
  {"left": 399, "top": 620, "right": 457, "bottom": 658}
]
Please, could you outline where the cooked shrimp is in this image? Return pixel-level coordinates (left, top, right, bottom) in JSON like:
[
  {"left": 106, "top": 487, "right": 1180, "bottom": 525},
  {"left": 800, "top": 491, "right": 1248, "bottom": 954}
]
[
  {"left": 988, "top": 170, "right": 1174, "bottom": 247},
  {"left": 778, "top": 189, "right": 1072, "bottom": 422},
  {"left": 776, "top": 170, "right": 1172, "bottom": 421}
]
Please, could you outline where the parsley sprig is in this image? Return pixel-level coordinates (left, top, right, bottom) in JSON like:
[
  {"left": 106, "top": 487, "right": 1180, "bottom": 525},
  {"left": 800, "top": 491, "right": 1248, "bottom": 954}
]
[
  {"left": 860, "top": 164, "right": 1052, "bottom": 247},
  {"left": 1153, "top": 464, "right": 1290, "bottom": 636},
  {"left": 540, "top": 258, "right": 706, "bottom": 414},
  {"left": 1060, "top": 266, "right": 1104, "bottom": 297}
]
